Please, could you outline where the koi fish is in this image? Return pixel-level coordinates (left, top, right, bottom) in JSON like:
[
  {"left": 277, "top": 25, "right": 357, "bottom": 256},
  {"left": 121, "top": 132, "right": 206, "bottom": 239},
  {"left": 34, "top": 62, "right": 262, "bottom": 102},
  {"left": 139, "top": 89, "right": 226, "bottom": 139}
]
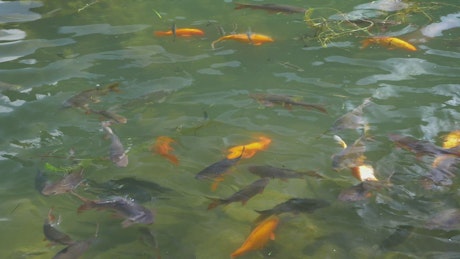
[
  {"left": 255, "top": 198, "right": 329, "bottom": 223},
  {"left": 89, "top": 109, "right": 127, "bottom": 124},
  {"left": 249, "top": 93, "right": 327, "bottom": 114},
  {"left": 331, "top": 135, "right": 367, "bottom": 171},
  {"left": 338, "top": 181, "right": 374, "bottom": 202},
  {"left": 425, "top": 208, "right": 460, "bottom": 231},
  {"left": 388, "top": 134, "right": 457, "bottom": 157},
  {"left": 231, "top": 216, "right": 279, "bottom": 258},
  {"left": 248, "top": 165, "right": 323, "bottom": 180},
  {"left": 362, "top": 36, "right": 417, "bottom": 51},
  {"left": 154, "top": 28, "right": 204, "bottom": 37},
  {"left": 227, "top": 136, "right": 271, "bottom": 160},
  {"left": 195, "top": 155, "right": 242, "bottom": 191},
  {"left": 151, "top": 136, "right": 179, "bottom": 165},
  {"left": 234, "top": 3, "right": 306, "bottom": 14},
  {"left": 73, "top": 193, "right": 154, "bottom": 228},
  {"left": 442, "top": 130, "right": 460, "bottom": 149},
  {"left": 351, "top": 164, "right": 378, "bottom": 182},
  {"left": 63, "top": 82, "right": 120, "bottom": 110},
  {"left": 330, "top": 98, "right": 372, "bottom": 133},
  {"left": 102, "top": 121, "right": 128, "bottom": 167},
  {"left": 211, "top": 33, "right": 274, "bottom": 49},
  {"left": 43, "top": 208, "right": 74, "bottom": 246},
  {"left": 207, "top": 178, "right": 270, "bottom": 210},
  {"left": 40, "top": 168, "right": 84, "bottom": 196}
]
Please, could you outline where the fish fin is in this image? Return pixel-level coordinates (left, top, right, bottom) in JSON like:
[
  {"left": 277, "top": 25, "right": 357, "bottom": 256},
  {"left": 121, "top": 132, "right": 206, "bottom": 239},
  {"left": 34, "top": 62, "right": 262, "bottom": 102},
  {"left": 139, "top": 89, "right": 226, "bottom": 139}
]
[
  {"left": 166, "top": 154, "right": 179, "bottom": 165},
  {"left": 361, "top": 39, "right": 371, "bottom": 49},
  {"left": 211, "top": 177, "right": 224, "bottom": 191},
  {"left": 207, "top": 199, "right": 222, "bottom": 210},
  {"left": 77, "top": 202, "right": 93, "bottom": 213},
  {"left": 154, "top": 31, "right": 171, "bottom": 37}
]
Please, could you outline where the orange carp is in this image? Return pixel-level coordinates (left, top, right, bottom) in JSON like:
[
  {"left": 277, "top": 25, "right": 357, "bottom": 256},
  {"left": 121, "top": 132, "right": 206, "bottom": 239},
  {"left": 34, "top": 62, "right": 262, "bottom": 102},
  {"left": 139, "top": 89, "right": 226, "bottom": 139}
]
[
  {"left": 152, "top": 136, "right": 179, "bottom": 165},
  {"left": 154, "top": 28, "right": 204, "bottom": 37},
  {"left": 211, "top": 33, "right": 274, "bottom": 49},
  {"left": 231, "top": 216, "right": 279, "bottom": 258},
  {"left": 362, "top": 36, "right": 417, "bottom": 51},
  {"left": 227, "top": 136, "right": 271, "bottom": 160}
]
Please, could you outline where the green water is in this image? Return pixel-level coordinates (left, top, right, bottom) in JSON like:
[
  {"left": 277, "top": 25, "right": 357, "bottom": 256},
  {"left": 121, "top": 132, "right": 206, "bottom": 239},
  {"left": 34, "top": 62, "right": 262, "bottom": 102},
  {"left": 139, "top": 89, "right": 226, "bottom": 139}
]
[{"left": 1, "top": 0, "right": 460, "bottom": 258}]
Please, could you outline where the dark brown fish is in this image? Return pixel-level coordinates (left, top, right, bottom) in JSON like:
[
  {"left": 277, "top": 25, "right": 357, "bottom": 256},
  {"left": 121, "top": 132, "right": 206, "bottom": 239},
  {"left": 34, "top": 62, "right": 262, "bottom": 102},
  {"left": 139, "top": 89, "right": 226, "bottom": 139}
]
[
  {"left": 53, "top": 238, "right": 95, "bottom": 259},
  {"left": 207, "top": 178, "right": 270, "bottom": 210},
  {"left": 102, "top": 121, "right": 128, "bottom": 167},
  {"left": 330, "top": 98, "right": 371, "bottom": 132},
  {"left": 248, "top": 165, "right": 322, "bottom": 180},
  {"left": 425, "top": 208, "right": 460, "bottom": 231},
  {"left": 41, "top": 168, "right": 84, "bottom": 196},
  {"left": 139, "top": 227, "right": 161, "bottom": 259},
  {"left": 250, "top": 93, "right": 327, "bottom": 114},
  {"left": 338, "top": 181, "right": 374, "bottom": 202},
  {"left": 424, "top": 154, "right": 458, "bottom": 188},
  {"left": 74, "top": 193, "right": 154, "bottom": 228},
  {"left": 63, "top": 82, "right": 119, "bottom": 110},
  {"left": 90, "top": 109, "right": 127, "bottom": 124},
  {"left": 43, "top": 209, "right": 73, "bottom": 246},
  {"left": 331, "top": 135, "right": 366, "bottom": 171},
  {"left": 234, "top": 3, "right": 306, "bottom": 14},
  {"left": 255, "top": 198, "right": 330, "bottom": 222},
  {"left": 389, "top": 133, "right": 458, "bottom": 157},
  {"left": 195, "top": 155, "right": 242, "bottom": 181}
]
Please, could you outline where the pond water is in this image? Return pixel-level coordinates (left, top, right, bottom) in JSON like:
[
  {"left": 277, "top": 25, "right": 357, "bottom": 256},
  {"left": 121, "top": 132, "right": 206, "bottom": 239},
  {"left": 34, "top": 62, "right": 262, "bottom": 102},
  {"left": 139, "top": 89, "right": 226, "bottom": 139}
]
[{"left": 1, "top": 0, "right": 460, "bottom": 258}]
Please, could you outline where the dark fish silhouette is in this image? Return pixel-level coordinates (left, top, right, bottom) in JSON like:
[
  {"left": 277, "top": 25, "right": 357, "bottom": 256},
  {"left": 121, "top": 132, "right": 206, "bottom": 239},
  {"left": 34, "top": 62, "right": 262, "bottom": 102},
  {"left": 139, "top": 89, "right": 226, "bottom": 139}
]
[
  {"left": 248, "top": 165, "right": 323, "bottom": 180},
  {"left": 331, "top": 135, "right": 366, "bottom": 171},
  {"left": 379, "top": 225, "right": 414, "bottom": 250},
  {"left": 43, "top": 208, "right": 73, "bottom": 246},
  {"left": 255, "top": 198, "right": 329, "bottom": 222},
  {"left": 102, "top": 121, "right": 128, "bottom": 167},
  {"left": 250, "top": 93, "right": 327, "bottom": 114},
  {"left": 40, "top": 168, "right": 84, "bottom": 196},
  {"left": 63, "top": 82, "right": 119, "bottom": 110},
  {"left": 53, "top": 238, "right": 95, "bottom": 259}
]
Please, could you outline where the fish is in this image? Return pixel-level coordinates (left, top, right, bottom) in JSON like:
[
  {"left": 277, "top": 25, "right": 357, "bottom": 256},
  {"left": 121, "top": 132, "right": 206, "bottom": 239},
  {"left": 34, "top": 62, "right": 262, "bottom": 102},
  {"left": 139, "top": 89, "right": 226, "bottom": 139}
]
[
  {"left": 226, "top": 136, "right": 271, "bottom": 160},
  {"left": 331, "top": 135, "right": 367, "bottom": 171},
  {"left": 102, "top": 121, "right": 128, "bottom": 167},
  {"left": 62, "top": 82, "right": 120, "bottom": 110},
  {"left": 351, "top": 164, "right": 378, "bottom": 182},
  {"left": 195, "top": 156, "right": 242, "bottom": 191},
  {"left": 361, "top": 36, "right": 417, "bottom": 51},
  {"left": 255, "top": 198, "right": 330, "bottom": 223},
  {"left": 43, "top": 208, "right": 74, "bottom": 246},
  {"left": 388, "top": 133, "right": 459, "bottom": 157},
  {"left": 89, "top": 109, "right": 127, "bottom": 124},
  {"left": 423, "top": 154, "right": 458, "bottom": 189},
  {"left": 211, "top": 33, "right": 274, "bottom": 49},
  {"left": 151, "top": 136, "right": 179, "bottom": 165},
  {"left": 330, "top": 98, "right": 372, "bottom": 133},
  {"left": 425, "top": 208, "right": 460, "bottom": 231},
  {"left": 73, "top": 193, "right": 154, "bottom": 228},
  {"left": 231, "top": 216, "right": 279, "bottom": 258},
  {"left": 40, "top": 168, "right": 84, "bottom": 196},
  {"left": 234, "top": 3, "right": 306, "bottom": 14},
  {"left": 53, "top": 238, "right": 95, "bottom": 259},
  {"left": 154, "top": 28, "right": 204, "bottom": 37},
  {"left": 138, "top": 227, "right": 161, "bottom": 259},
  {"left": 379, "top": 225, "right": 414, "bottom": 250},
  {"left": 248, "top": 165, "right": 323, "bottom": 180},
  {"left": 338, "top": 181, "right": 376, "bottom": 202},
  {"left": 249, "top": 93, "right": 327, "bottom": 114},
  {"left": 207, "top": 178, "right": 270, "bottom": 210},
  {"left": 442, "top": 130, "right": 460, "bottom": 149}
]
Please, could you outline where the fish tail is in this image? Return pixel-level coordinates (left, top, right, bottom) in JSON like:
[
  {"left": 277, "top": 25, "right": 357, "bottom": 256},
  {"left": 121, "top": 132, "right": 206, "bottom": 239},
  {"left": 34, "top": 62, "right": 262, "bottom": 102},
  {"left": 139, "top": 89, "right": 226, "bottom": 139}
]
[
  {"left": 234, "top": 3, "right": 247, "bottom": 10},
  {"left": 71, "top": 191, "right": 94, "bottom": 213},
  {"left": 301, "top": 103, "right": 328, "bottom": 114},
  {"left": 254, "top": 210, "right": 272, "bottom": 223},
  {"left": 107, "top": 82, "right": 120, "bottom": 93},
  {"left": 154, "top": 31, "right": 171, "bottom": 36},
  {"left": 166, "top": 154, "right": 179, "bottom": 165},
  {"left": 207, "top": 198, "right": 223, "bottom": 210},
  {"left": 361, "top": 39, "right": 371, "bottom": 49}
]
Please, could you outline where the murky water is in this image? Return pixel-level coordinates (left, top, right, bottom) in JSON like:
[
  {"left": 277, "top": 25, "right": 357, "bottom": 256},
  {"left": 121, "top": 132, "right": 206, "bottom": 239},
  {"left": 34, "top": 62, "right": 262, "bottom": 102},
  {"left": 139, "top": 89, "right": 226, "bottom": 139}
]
[{"left": 1, "top": 0, "right": 460, "bottom": 258}]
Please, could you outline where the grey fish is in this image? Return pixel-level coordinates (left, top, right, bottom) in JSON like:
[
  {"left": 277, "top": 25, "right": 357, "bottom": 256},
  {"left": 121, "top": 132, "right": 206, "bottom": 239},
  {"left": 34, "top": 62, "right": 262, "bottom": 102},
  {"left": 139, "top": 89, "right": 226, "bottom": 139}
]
[
  {"left": 255, "top": 198, "right": 330, "bottom": 222},
  {"left": 248, "top": 165, "right": 323, "bottom": 180},
  {"left": 388, "top": 133, "right": 459, "bottom": 157},
  {"left": 338, "top": 181, "right": 374, "bottom": 202},
  {"left": 425, "top": 208, "right": 460, "bottom": 231},
  {"left": 207, "top": 178, "right": 270, "bottom": 210},
  {"left": 250, "top": 93, "right": 327, "bottom": 114},
  {"left": 43, "top": 209, "right": 73, "bottom": 246},
  {"left": 90, "top": 109, "right": 127, "bottom": 124},
  {"left": 102, "top": 122, "right": 128, "bottom": 167},
  {"left": 40, "top": 169, "right": 84, "bottom": 196},
  {"left": 74, "top": 193, "right": 154, "bottom": 228},
  {"left": 331, "top": 135, "right": 367, "bottom": 171},
  {"left": 195, "top": 153, "right": 243, "bottom": 181},
  {"left": 379, "top": 225, "right": 414, "bottom": 250},
  {"left": 234, "top": 3, "right": 306, "bottom": 14},
  {"left": 330, "top": 98, "right": 371, "bottom": 132},
  {"left": 53, "top": 238, "right": 95, "bottom": 259},
  {"left": 63, "top": 82, "right": 119, "bottom": 110}
]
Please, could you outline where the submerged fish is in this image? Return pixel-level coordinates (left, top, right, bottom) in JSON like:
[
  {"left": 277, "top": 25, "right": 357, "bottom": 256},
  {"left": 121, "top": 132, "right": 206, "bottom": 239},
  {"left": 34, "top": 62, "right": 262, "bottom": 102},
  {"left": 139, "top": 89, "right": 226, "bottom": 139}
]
[
  {"left": 226, "top": 136, "right": 271, "bottom": 160},
  {"left": 43, "top": 208, "right": 74, "bottom": 246},
  {"left": 152, "top": 136, "right": 179, "bottom": 165},
  {"left": 63, "top": 82, "right": 119, "bottom": 110},
  {"left": 388, "top": 134, "right": 458, "bottom": 157},
  {"left": 211, "top": 33, "right": 273, "bottom": 49},
  {"left": 330, "top": 98, "right": 371, "bottom": 133},
  {"left": 234, "top": 3, "right": 306, "bottom": 14},
  {"left": 362, "top": 36, "right": 417, "bottom": 51},
  {"left": 74, "top": 193, "right": 154, "bottom": 228},
  {"left": 250, "top": 93, "right": 327, "bottom": 114},
  {"left": 248, "top": 165, "right": 323, "bottom": 180},
  {"left": 40, "top": 168, "right": 84, "bottom": 196},
  {"left": 425, "top": 208, "right": 460, "bottom": 231},
  {"left": 338, "top": 181, "right": 375, "bottom": 202},
  {"left": 195, "top": 156, "right": 242, "bottom": 181},
  {"left": 53, "top": 238, "right": 95, "bottom": 259},
  {"left": 90, "top": 109, "right": 127, "bottom": 124},
  {"left": 379, "top": 225, "right": 414, "bottom": 250},
  {"left": 442, "top": 130, "right": 460, "bottom": 149},
  {"left": 331, "top": 135, "right": 367, "bottom": 171},
  {"left": 154, "top": 28, "right": 204, "bottom": 37},
  {"left": 424, "top": 154, "right": 458, "bottom": 188},
  {"left": 207, "top": 178, "right": 270, "bottom": 210},
  {"left": 102, "top": 121, "right": 128, "bottom": 167},
  {"left": 231, "top": 216, "right": 279, "bottom": 258},
  {"left": 255, "top": 198, "right": 330, "bottom": 222}
]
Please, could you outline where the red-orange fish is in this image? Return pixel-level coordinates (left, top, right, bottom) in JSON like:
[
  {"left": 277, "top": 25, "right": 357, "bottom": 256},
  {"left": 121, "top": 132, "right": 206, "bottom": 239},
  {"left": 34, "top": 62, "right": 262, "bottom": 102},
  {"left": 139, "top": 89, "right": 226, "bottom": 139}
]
[
  {"left": 362, "top": 36, "right": 417, "bottom": 51},
  {"left": 231, "top": 216, "right": 279, "bottom": 258},
  {"left": 154, "top": 28, "right": 204, "bottom": 37},
  {"left": 211, "top": 33, "right": 274, "bottom": 49},
  {"left": 151, "top": 136, "right": 179, "bottom": 165},
  {"left": 227, "top": 136, "right": 271, "bottom": 159}
]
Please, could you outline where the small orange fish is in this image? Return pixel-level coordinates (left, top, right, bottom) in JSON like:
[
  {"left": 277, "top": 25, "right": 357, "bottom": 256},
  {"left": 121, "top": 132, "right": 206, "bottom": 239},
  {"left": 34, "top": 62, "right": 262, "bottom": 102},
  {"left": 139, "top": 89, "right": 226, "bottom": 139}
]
[
  {"left": 154, "top": 28, "right": 204, "bottom": 37},
  {"left": 442, "top": 130, "right": 460, "bottom": 149},
  {"left": 211, "top": 33, "right": 274, "bottom": 49},
  {"left": 227, "top": 136, "right": 271, "bottom": 159},
  {"left": 152, "top": 136, "right": 179, "bottom": 165},
  {"left": 231, "top": 216, "right": 279, "bottom": 258},
  {"left": 362, "top": 36, "right": 417, "bottom": 51}
]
